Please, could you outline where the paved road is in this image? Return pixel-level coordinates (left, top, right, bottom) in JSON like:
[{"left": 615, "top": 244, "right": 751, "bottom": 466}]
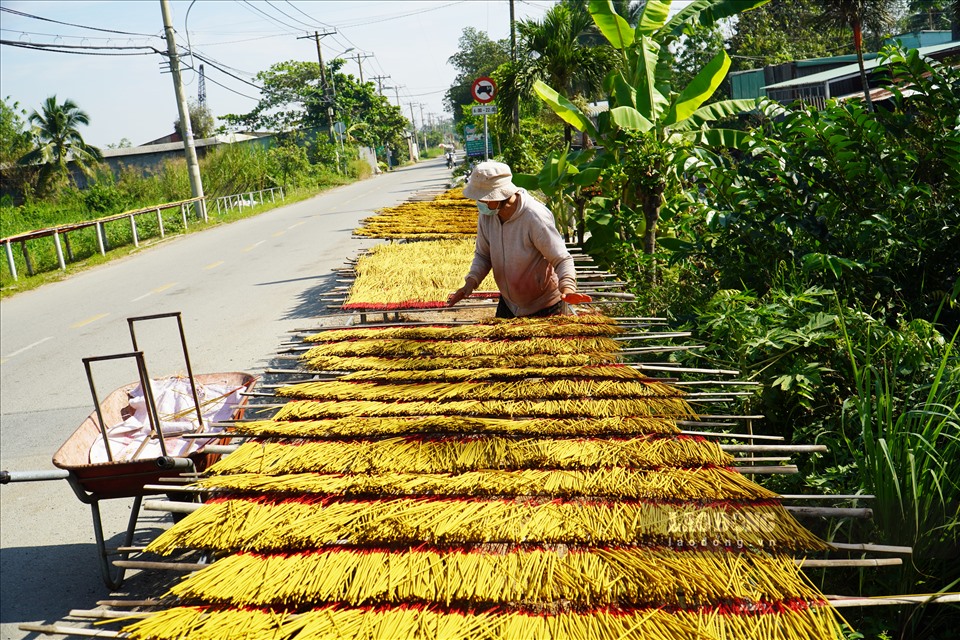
[{"left": 0, "top": 158, "right": 454, "bottom": 639}]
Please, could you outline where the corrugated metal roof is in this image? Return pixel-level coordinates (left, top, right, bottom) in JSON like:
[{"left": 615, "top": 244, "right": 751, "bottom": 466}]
[{"left": 763, "top": 41, "right": 959, "bottom": 90}]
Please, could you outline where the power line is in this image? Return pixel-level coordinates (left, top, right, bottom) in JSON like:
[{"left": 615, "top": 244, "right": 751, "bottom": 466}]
[
  {"left": 263, "top": 0, "right": 319, "bottom": 32},
  {"left": 189, "top": 50, "right": 263, "bottom": 90},
  {"left": 332, "top": 2, "right": 466, "bottom": 29},
  {"left": 235, "top": 0, "right": 304, "bottom": 34},
  {"left": 0, "top": 6, "right": 160, "bottom": 38},
  {"left": 0, "top": 39, "right": 162, "bottom": 56},
  {"left": 180, "top": 61, "right": 260, "bottom": 101},
  {"left": 283, "top": 1, "right": 334, "bottom": 29}
]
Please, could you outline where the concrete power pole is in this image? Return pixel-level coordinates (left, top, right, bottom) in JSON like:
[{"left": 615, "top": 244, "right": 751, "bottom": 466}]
[
  {"left": 298, "top": 31, "right": 337, "bottom": 142},
  {"left": 407, "top": 103, "right": 418, "bottom": 160},
  {"left": 371, "top": 76, "right": 391, "bottom": 170},
  {"left": 418, "top": 103, "right": 428, "bottom": 152},
  {"left": 349, "top": 52, "right": 372, "bottom": 84},
  {"left": 159, "top": 0, "right": 205, "bottom": 220}
]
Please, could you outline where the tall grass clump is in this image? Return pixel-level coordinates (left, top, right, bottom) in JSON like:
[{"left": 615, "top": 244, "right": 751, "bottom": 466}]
[{"left": 839, "top": 312, "right": 959, "bottom": 596}]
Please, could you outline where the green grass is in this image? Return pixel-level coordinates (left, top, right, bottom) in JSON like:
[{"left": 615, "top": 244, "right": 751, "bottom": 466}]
[{"left": 0, "top": 185, "right": 340, "bottom": 299}]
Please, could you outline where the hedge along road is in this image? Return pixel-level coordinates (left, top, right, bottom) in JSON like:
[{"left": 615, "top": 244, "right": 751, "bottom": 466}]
[{"left": 0, "top": 157, "right": 455, "bottom": 640}]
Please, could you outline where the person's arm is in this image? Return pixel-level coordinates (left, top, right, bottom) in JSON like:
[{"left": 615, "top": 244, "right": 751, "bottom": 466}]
[
  {"left": 448, "top": 223, "right": 492, "bottom": 306},
  {"left": 531, "top": 213, "right": 577, "bottom": 294}
]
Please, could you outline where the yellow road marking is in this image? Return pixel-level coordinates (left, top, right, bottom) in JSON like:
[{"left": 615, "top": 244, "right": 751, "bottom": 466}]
[
  {"left": 205, "top": 261, "right": 224, "bottom": 270},
  {"left": 288, "top": 221, "right": 306, "bottom": 229},
  {"left": 243, "top": 241, "right": 265, "bottom": 252},
  {"left": 71, "top": 313, "right": 109, "bottom": 329},
  {"left": 153, "top": 282, "right": 176, "bottom": 293},
  {"left": 272, "top": 230, "right": 285, "bottom": 237}
]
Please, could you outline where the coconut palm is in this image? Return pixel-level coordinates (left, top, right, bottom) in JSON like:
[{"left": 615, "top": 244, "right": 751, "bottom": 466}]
[
  {"left": 498, "top": 3, "right": 618, "bottom": 144},
  {"left": 19, "top": 95, "right": 103, "bottom": 190}
]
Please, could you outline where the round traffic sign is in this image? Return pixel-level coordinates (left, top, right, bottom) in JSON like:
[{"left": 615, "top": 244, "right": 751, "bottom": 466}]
[{"left": 471, "top": 76, "right": 496, "bottom": 103}]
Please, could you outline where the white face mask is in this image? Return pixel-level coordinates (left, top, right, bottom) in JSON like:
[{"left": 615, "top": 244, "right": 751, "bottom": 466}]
[{"left": 477, "top": 201, "right": 498, "bottom": 216}]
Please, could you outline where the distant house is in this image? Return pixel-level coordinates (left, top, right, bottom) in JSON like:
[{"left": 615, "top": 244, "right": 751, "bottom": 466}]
[
  {"left": 730, "top": 31, "right": 958, "bottom": 108},
  {"left": 97, "top": 132, "right": 274, "bottom": 179}
]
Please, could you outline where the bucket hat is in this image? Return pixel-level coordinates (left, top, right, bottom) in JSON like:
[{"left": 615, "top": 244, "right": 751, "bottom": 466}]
[{"left": 462, "top": 161, "right": 520, "bottom": 201}]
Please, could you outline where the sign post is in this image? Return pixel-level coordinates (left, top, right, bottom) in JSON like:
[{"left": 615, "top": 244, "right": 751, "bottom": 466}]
[{"left": 471, "top": 77, "right": 497, "bottom": 161}]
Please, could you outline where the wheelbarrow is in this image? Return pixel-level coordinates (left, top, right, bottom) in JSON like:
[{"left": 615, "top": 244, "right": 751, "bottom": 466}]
[{"left": 0, "top": 312, "right": 257, "bottom": 589}]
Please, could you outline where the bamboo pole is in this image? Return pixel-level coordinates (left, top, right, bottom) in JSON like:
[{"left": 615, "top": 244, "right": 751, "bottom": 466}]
[
  {"left": 784, "top": 506, "right": 873, "bottom": 519},
  {"left": 113, "top": 560, "right": 206, "bottom": 572},
  {"left": 797, "top": 558, "right": 901, "bottom": 568},
  {"left": 779, "top": 494, "right": 874, "bottom": 500},
  {"left": 97, "top": 600, "right": 160, "bottom": 607},
  {"left": 721, "top": 444, "right": 827, "bottom": 453},
  {"left": 827, "top": 594, "right": 960, "bottom": 608},
  {"left": 18, "top": 624, "right": 121, "bottom": 638},
  {"left": 679, "top": 430, "right": 784, "bottom": 441},
  {"left": 69, "top": 609, "right": 151, "bottom": 620},
  {"left": 144, "top": 499, "right": 201, "bottom": 514},
  {"left": 827, "top": 542, "right": 911, "bottom": 554},
  {"left": 730, "top": 465, "right": 797, "bottom": 474},
  {"left": 629, "top": 364, "right": 741, "bottom": 375}
]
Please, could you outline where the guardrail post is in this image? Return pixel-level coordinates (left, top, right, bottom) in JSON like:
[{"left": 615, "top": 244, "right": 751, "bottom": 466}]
[
  {"left": 20, "top": 240, "right": 33, "bottom": 276},
  {"left": 216, "top": 197, "right": 222, "bottom": 216},
  {"left": 63, "top": 232, "right": 74, "bottom": 261},
  {"left": 96, "top": 221, "right": 106, "bottom": 255},
  {"left": 270, "top": 188, "right": 276, "bottom": 203},
  {"left": 199, "top": 199, "right": 208, "bottom": 223},
  {"left": 258, "top": 190, "right": 264, "bottom": 206},
  {"left": 129, "top": 214, "right": 139, "bottom": 247},
  {"left": 4, "top": 240, "right": 17, "bottom": 281},
  {"left": 53, "top": 231, "right": 66, "bottom": 270},
  {"left": 156, "top": 208, "right": 165, "bottom": 238},
  {"left": 280, "top": 187, "right": 285, "bottom": 201},
  {"left": 180, "top": 204, "right": 188, "bottom": 228}
]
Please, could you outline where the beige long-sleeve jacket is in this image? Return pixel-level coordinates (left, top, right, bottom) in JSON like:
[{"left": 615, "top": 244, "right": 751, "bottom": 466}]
[{"left": 464, "top": 189, "right": 576, "bottom": 317}]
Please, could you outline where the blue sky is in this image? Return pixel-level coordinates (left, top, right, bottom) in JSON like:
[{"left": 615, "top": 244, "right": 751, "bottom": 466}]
[{"left": 0, "top": 0, "right": 554, "bottom": 147}]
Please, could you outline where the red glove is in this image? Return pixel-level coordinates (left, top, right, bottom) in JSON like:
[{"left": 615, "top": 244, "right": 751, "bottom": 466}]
[{"left": 561, "top": 292, "right": 592, "bottom": 304}]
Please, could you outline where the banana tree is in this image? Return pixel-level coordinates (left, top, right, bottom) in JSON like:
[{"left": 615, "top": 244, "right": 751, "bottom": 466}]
[{"left": 533, "top": 0, "right": 770, "bottom": 276}]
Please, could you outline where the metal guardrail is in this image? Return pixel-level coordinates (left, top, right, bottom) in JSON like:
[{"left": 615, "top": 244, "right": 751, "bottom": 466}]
[{"left": 1, "top": 187, "right": 283, "bottom": 281}]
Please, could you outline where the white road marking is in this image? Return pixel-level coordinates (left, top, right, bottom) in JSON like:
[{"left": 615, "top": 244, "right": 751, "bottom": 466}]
[{"left": 2, "top": 336, "right": 53, "bottom": 359}]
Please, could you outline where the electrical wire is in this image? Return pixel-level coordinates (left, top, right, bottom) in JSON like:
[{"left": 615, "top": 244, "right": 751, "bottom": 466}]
[
  {"left": 0, "top": 39, "right": 163, "bottom": 54},
  {"left": 180, "top": 61, "right": 261, "bottom": 101},
  {"left": 264, "top": 0, "right": 319, "bottom": 31},
  {"left": 189, "top": 50, "right": 264, "bottom": 90},
  {"left": 0, "top": 6, "right": 160, "bottom": 38},
  {"left": 0, "top": 39, "right": 162, "bottom": 56},
  {"left": 332, "top": 2, "right": 465, "bottom": 29},
  {"left": 235, "top": 0, "right": 305, "bottom": 34},
  {"left": 283, "top": 0, "right": 334, "bottom": 29}
]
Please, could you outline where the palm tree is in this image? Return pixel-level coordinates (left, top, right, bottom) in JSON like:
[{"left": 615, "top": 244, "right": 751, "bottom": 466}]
[
  {"left": 499, "top": 3, "right": 617, "bottom": 145},
  {"left": 816, "top": 0, "right": 898, "bottom": 112},
  {"left": 19, "top": 95, "right": 103, "bottom": 190}
]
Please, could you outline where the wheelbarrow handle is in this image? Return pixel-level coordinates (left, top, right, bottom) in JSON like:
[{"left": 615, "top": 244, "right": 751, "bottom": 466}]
[{"left": 0, "top": 469, "right": 70, "bottom": 484}]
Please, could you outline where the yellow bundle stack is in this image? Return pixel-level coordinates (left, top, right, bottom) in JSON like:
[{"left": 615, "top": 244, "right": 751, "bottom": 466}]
[
  {"left": 354, "top": 197, "right": 478, "bottom": 239},
  {"left": 343, "top": 239, "right": 496, "bottom": 310},
  {"left": 124, "top": 603, "right": 844, "bottom": 640},
  {"left": 123, "top": 314, "right": 844, "bottom": 640}
]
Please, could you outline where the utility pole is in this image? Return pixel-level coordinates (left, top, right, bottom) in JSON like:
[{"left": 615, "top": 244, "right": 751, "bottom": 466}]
[
  {"left": 371, "top": 76, "right": 391, "bottom": 170},
  {"left": 159, "top": 0, "right": 205, "bottom": 220},
  {"left": 349, "top": 52, "right": 372, "bottom": 84},
  {"left": 509, "top": 0, "right": 519, "bottom": 133},
  {"left": 372, "top": 74, "right": 390, "bottom": 96},
  {"left": 418, "top": 103, "right": 428, "bottom": 151},
  {"left": 298, "top": 30, "right": 337, "bottom": 141},
  {"left": 407, "top": 103, "right": 418, "bottom": 159}
]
